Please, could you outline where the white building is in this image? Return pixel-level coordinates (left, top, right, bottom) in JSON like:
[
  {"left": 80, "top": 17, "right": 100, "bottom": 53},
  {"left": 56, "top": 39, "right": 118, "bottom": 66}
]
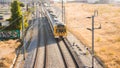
[
  {"left": 114, "top": 0, "right": 120, "bottom": 3},
  {"left": 0, "top": 0, "right": 12, "bottom": 3},
  {"left": 87, "top": 0, "right": 99, "bottom": 3},
  {"left": 99, "top": 0, "right": 118, "bottom": 4}
]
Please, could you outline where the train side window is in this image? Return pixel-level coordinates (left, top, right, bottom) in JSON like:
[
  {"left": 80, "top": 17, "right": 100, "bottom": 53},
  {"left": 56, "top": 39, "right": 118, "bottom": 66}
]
[{"left": 56, "top": 28, "right": 66, "bottom": 33}]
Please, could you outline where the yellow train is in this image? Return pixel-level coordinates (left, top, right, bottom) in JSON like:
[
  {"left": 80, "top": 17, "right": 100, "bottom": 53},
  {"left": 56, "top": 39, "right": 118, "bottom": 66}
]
[
  {"left": 43, "top": 6, "right": 67, "bottom": 38},
  {"left": 53, "top": 23, "right": 67, "bottom": 38}
]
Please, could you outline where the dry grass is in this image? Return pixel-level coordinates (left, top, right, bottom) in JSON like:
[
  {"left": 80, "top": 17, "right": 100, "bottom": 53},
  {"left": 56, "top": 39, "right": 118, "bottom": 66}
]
[
  {"left": 54, "top": 3, "right": 120, "bottom": 68},
  {"left": 0, "top": 53, "right": 15, "bottom": 68},
  {"left": 0, "top": 39, "right": 21, "bottom": 68}
]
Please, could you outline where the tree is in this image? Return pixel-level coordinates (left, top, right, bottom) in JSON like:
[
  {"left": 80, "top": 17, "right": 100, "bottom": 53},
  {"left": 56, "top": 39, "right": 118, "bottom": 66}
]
[
  {"left": 6, "top": 0, "right": 22, "bottom": 30},
  {"left": 6, "top": 0, "right": 28, "bottom": 30},
  {"left": 11, "top": 0, "right": 22, "bottom": 30}
]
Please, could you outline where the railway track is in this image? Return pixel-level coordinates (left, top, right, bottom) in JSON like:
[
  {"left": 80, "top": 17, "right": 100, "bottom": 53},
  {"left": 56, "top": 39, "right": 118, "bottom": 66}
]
[
  {"left": 33, "top": 7, "right": 47, "bottom": 68},
  {"left": 55, "top": 37, "right": 85, "bottom": 68},
  {"left": 57, "top": 38, "right": 78, "bottom": 68},
  {"left": 44, "top": 16, "right": 81, "bottom": 68},
  {"left": 33, "top": 20, "right": 47, "bottom": 68},
  {"left": 24, "top": 2, "right": 83, "bottom": 68},
  {"left": 11, "top": 1, "right": 104, "bottom": 68},
  {"left": 22, "top": 2, "right": 104, "bottom": 68},
  {"left": 63, "top": 38, "right": 85, "bottom": 67}
]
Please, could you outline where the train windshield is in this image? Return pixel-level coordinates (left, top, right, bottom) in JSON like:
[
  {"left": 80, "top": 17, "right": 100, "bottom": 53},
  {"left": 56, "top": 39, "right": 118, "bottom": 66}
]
[
  {"left": 56, "top": 24, "right": 66, "bottom": 33},
  {"left": 56, "top": 28, "right": 66, "bottom": 33}
]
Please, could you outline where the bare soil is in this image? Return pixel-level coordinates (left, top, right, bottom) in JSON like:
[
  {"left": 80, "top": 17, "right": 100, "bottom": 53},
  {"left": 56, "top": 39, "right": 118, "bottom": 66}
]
[
  {"left": 0, "top": 40, "right": 21, "bottom": 68},
  {"left": 54, "top": 3, "right": 120, "bottom": 68}
]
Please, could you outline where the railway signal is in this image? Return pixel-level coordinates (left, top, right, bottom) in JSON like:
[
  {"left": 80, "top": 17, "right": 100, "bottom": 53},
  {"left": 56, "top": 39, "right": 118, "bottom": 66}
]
[{"left": 86, "top": 10, "right": 101, "bottom": 68}]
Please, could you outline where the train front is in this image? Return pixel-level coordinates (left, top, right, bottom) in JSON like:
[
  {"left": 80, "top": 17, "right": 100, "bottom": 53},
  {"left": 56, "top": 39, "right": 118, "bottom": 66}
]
[{"left": 54, "top": 23, "right": 67, "bottom": 38}]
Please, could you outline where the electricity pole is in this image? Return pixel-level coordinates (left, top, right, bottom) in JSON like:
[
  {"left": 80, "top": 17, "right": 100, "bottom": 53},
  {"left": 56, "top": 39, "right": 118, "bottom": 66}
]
[{"left": 87, "top": 10, "right": 101, "bottom": 68}]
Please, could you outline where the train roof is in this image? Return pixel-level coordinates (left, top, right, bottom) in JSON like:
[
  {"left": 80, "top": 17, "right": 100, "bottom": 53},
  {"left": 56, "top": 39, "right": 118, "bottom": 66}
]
[{"left": 45, "top": 6, "right": 65, "bottom": 27}]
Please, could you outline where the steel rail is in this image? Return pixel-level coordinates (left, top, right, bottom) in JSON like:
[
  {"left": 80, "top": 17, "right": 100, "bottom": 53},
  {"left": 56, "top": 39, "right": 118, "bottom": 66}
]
[
  {"left": 32, "top": 6, "right": 47, "bottom": 68},
  {"left": 56, "top": 39, "right": 68, "bottom": 68},
  {"left": 63, "top": 38, "right": 85, "bottom": 68}
]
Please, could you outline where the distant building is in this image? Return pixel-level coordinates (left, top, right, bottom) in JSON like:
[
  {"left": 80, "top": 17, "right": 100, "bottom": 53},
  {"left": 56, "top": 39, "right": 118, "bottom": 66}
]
[
  {"left": 99, "top": 0, "right": 110, "bottom": 3},
  {"left": 87, "top": 0, "right": 99, "bottom": 3},
  {"left": 0, "top": 0, "right": 11, "bottom": 3},
  {"left": 114, "top": 0, "right": 120, "bottom": 3},
  {"left": 1, "top": 21, "right": 9, "bottom": 26},
  {"left": 99, "top": 0, "right": 119, "bottom": 4}
]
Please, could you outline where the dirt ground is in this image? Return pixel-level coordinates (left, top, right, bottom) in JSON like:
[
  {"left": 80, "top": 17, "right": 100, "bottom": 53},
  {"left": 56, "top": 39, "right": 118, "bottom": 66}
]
[
  {"left": 54, "top": 3, "right": 120, "bottom": 68},
  {"left": 0, "top": 40, "right": 21, "bottom": 68}
]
